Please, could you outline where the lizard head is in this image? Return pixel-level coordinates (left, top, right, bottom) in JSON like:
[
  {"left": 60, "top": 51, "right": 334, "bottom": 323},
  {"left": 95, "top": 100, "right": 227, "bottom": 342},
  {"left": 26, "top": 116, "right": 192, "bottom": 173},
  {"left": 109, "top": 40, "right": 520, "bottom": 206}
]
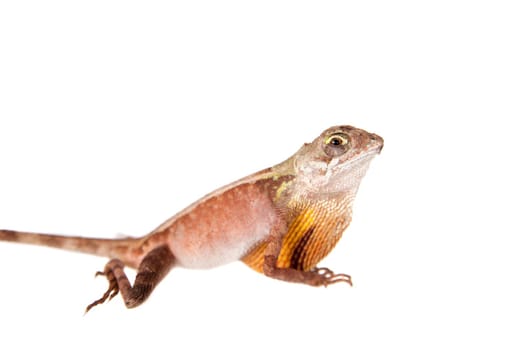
[{"left": 291, "top": 125, "right": 383, "bottom": 195}]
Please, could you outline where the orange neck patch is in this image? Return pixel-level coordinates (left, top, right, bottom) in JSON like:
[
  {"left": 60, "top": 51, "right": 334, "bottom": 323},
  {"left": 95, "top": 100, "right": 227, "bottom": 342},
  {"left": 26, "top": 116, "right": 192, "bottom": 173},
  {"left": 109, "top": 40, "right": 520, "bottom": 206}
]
[{"left": 242, "top": 199, "right": 352, "bottom": 272}]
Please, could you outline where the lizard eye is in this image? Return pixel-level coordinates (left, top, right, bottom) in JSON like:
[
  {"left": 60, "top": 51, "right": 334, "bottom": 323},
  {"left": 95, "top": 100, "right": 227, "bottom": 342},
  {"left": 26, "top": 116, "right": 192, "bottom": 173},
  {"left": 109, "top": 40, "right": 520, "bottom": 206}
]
[{"left": 323, "top": 133, "right": 350, "bottom": 157}]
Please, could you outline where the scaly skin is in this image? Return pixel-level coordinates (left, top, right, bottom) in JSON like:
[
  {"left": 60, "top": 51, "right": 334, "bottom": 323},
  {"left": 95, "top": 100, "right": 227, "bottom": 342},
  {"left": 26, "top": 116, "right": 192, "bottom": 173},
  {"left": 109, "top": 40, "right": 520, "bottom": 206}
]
[{"left": 0, "top": 125, "right": 383, "bottom": 311}]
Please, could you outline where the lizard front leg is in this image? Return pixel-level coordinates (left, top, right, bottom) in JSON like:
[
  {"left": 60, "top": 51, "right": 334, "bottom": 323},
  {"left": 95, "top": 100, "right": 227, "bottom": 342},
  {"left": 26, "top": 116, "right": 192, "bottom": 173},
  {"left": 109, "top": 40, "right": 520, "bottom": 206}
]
[
  {"left": 86, "top": 245, "right": 175, "bottom": 312},
  {"left": 262, "top": 228, "right": 352, "bottom": 287}
]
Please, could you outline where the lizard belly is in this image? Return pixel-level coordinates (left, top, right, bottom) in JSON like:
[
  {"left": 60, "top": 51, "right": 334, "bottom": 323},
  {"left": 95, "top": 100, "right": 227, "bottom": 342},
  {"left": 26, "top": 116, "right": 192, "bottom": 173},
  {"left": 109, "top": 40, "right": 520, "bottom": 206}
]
[{"left": 168, "top": 183, "right": 277, "bottom": 269}]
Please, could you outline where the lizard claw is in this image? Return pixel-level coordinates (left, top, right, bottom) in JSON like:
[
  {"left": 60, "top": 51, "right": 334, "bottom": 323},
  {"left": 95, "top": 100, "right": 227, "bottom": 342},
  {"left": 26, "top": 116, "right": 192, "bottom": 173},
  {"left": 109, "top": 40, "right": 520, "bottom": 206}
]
[
  {"left": 312, "top": 267, "right": 353, "bottom": 287},
  {"left": 85, "top": 269, "right": 120, "bottom": 313}
]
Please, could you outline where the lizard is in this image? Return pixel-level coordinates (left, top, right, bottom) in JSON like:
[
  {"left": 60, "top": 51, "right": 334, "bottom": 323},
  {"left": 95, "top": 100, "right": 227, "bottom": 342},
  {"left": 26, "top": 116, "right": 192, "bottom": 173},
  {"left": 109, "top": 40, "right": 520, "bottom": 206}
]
[{"left": 0, "top": 125, "right": 383, "bottom": 312}]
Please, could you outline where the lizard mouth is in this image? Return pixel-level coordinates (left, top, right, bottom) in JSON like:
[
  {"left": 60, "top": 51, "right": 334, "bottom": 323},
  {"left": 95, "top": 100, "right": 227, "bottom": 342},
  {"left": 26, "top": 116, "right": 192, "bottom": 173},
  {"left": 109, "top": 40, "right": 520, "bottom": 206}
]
[{"left": 349, "top": 146, "right": 382, "bottom": 165}]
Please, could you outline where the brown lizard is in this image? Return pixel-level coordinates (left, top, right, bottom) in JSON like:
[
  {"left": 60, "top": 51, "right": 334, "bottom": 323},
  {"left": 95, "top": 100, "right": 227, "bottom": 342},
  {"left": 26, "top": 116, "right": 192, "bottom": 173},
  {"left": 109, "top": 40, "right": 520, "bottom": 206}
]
[{"left": 0, "top": 125, "right": 383, "bottom": 312}]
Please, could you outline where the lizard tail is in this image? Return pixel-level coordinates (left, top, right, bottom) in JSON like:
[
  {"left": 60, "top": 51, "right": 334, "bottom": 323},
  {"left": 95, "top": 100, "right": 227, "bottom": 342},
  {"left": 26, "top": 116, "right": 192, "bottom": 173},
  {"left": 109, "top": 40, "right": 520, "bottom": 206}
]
[{"left": 0, "top": 229, "right": 142, "bottom": 268}]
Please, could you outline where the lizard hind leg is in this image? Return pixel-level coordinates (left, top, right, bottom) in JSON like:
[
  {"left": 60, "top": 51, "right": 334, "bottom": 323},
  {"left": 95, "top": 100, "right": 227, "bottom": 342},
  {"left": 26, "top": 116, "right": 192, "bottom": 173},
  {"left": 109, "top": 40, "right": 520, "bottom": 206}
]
[{"left": 85, "top": 245, "right": 175, "bottom": 312}]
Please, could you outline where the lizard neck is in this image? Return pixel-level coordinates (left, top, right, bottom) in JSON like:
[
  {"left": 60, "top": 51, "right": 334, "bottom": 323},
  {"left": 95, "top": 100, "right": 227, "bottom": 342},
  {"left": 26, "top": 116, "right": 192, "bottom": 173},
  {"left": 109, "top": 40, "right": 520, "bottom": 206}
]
[
  {"left": 279, "top": 193, "right": 354, "bottom": 271},
  {"left": 242, "top": 189, "right": 354, "bottom": 273}
]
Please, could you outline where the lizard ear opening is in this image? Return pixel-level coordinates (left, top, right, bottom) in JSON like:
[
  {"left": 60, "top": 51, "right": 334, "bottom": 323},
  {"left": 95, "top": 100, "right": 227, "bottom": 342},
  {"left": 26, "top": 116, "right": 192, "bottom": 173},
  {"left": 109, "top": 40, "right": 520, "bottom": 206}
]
[{"left": 323, "top": 133, "right": 350, "bottom": 157}]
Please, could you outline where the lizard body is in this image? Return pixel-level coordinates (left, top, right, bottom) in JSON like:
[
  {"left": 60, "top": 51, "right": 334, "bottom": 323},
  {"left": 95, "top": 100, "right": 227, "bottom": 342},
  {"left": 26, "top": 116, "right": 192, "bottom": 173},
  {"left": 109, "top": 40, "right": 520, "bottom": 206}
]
[{"left": 0, "top": 125, "right": 383, "bottom": 311}]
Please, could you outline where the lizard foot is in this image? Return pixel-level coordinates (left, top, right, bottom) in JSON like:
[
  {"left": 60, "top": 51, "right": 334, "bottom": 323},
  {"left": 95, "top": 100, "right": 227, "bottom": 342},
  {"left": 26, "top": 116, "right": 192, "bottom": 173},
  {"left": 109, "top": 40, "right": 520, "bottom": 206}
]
[
  {"left": 311, "top": 267, "right": 353, "bottom": 287},
  {"left": 84, "top": 262, "right": 122, "bottom": 313}
]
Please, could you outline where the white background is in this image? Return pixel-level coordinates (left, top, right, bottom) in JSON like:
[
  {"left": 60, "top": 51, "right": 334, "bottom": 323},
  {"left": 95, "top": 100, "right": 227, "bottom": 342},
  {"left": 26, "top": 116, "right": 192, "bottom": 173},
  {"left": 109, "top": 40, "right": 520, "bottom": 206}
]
[{"left": 0, "top": 1, "right": 523, "bottom": 349}]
